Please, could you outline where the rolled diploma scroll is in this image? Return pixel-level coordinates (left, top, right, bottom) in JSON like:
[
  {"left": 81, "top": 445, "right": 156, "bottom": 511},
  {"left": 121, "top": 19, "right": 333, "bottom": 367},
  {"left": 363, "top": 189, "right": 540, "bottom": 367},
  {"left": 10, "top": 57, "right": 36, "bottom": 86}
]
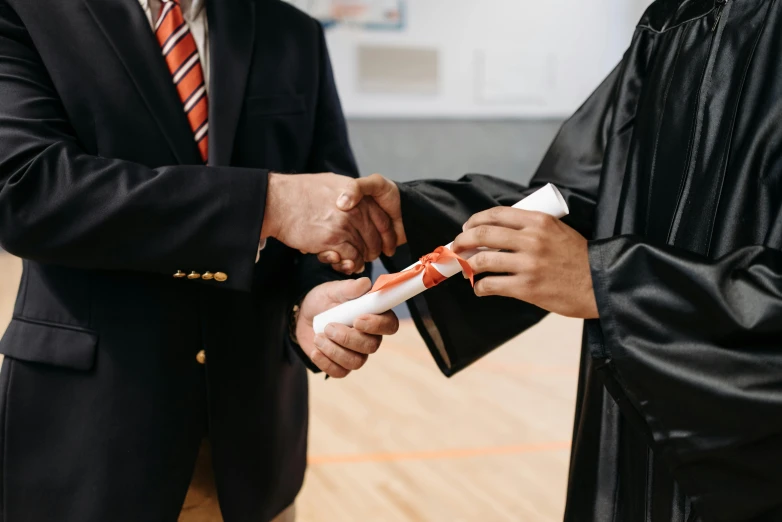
[{"left": 313, "top": 183, "right": 570, "bottom": 334}]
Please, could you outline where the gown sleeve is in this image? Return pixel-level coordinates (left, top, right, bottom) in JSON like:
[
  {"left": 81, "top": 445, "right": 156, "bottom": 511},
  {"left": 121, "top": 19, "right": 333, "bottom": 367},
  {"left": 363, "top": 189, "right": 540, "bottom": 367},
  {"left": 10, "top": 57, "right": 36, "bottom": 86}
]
[
  {"left": 384, "top": 62, "right": 623, "bottom": 376},
  {"left": 588, "top": 235, "right": 782, "bottom": 521}
]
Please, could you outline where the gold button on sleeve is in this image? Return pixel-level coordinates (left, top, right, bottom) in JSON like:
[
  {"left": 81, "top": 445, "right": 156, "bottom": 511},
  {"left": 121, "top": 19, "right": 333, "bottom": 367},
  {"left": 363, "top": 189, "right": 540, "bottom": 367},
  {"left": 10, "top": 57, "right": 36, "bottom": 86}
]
[
  {"left": 196, "top": 350, "right": 206, "bottom": 365},
  {"left": 173, "top": 270, "right": 186, "bottom": 279},
  {"left": 202, "top": 272, "right": 214, "bottom": 281},
  {"left": 187, "top": 271, "right": 201, "bottom": 280},
  {"left": 214, "top": 272, "right": 228, "bottom": 282}
]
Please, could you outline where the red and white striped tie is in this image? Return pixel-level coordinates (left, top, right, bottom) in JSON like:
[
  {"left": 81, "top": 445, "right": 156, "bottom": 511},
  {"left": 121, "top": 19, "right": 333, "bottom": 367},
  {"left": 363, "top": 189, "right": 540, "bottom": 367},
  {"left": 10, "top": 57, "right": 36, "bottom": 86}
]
[{"left": 155, "top": 0, "right": 208, "bottom": 163}]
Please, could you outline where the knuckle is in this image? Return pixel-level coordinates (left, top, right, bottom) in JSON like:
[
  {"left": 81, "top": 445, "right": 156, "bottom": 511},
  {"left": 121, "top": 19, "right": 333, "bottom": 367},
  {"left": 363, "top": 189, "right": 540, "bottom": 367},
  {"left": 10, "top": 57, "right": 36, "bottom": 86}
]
[
  {"left": 391, "top": 319, "right": 400, "bottom": 334},
  {"left": 527, "top": 236, "right": 544, "bottom": 254},
  {"left": 365, "top": 336, "right": 382, "bottom": 354},
  {"left": 321, "top": 342, "right": 338, "bottom": 360},
  {"left": 345, "top": 351, "right": 364, "bottom": 370},
  {"left": 527, "top": 258, "right": 545, "bottom": 275},
  {"left": 519, "top": 272, "right": 538, "bottom": 287},
  {"left": 476, "top": 226, "right": 491, "bottom": 242},
  {"left": 334, "top": 329, "right": 350, "bottom": 347},
  {"left": 354, "top": 354, "right": 369, "bottom": 370},
  {"left": 332, "top": 367, "right": 349, "bottom": 379},
  {"left": 489, "top": 206, "right": 506, "bottom": 220},
  {"left": 375, "top": 213, "right": 392, "bottom": 234},
  {"left": 534, "top": 213, "right": 554, "bottom": 228}
]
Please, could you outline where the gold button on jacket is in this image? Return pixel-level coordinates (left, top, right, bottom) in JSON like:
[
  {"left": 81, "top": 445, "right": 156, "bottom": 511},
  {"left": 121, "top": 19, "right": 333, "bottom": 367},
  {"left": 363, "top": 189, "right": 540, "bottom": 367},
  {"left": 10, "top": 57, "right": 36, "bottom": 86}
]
[
  {"left": 213, "top": 272, "right": 228, "bottom": 282},
  {"left": 196, "top": 350, "right": 206, "bottom": 365}
]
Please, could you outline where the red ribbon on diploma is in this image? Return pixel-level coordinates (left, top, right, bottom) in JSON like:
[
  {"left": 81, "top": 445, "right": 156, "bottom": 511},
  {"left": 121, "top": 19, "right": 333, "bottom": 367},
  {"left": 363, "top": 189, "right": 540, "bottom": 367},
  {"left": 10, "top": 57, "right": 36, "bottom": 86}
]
[{"left": 370, "top": 246, "right": 475, "bottom": 294}]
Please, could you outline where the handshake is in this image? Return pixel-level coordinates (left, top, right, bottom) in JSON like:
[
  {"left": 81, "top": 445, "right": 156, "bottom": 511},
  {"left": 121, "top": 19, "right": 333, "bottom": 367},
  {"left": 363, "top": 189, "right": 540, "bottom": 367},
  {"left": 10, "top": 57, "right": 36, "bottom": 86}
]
[
  {"left": 261, "top": 172, "right": 405, "bottom": 273},
  {"left": 261, "top": 172, "right": 405, "bottom": 379},
  {"left": 264, "top": 172, "right": 596, "bottom": 380}
]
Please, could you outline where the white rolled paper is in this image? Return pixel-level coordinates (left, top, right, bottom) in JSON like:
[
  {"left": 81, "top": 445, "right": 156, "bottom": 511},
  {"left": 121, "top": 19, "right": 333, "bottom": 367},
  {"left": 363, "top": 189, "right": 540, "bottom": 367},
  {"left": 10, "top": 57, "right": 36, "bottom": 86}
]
[{"left": 313, "top": 183, "right": 570, "bottom": 334}]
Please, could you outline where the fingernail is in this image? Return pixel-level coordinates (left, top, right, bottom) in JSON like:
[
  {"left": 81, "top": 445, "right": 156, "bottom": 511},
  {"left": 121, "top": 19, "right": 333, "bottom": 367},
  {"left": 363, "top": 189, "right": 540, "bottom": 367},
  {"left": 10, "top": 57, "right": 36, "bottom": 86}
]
[
  {"left": 354, "top": 319, "right": 368, "bottom": 331},
  {"left": 341, "top": 261, "right": 353, "bottom": 272},
  {"left": 314, "top": 336, "right": 325, "bottom": 348},
  {"left": 324, "top": 325, "right": 336, "bottom": 339},
  {"left": 337, "top": 193, "right": 351, "bottom": 209},
  {"left": 328, "top": 253, "right": 339, "bottom": 264}
]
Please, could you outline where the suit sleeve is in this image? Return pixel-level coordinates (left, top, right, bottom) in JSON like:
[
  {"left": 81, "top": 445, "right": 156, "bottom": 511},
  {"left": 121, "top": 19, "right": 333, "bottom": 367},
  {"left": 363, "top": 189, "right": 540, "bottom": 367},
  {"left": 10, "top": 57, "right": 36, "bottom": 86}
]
[
  {"left": 385, "top": 63, "right": 622, "bottom": 376},
  {"left": 0, "top": 3, "right": 265, "bottom": 292},
  {"left": 588, "top": 236, "right": 782, "bottom": 520},
  {"left": 287, "top": 21, "right": 364, "bottom": 372}
]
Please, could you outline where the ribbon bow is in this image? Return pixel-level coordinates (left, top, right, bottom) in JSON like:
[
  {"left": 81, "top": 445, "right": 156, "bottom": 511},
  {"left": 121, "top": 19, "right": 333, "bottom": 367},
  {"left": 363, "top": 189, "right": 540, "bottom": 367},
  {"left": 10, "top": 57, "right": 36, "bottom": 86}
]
[{"left": 370, "top": 246, "right": 475, "bottom": 294}]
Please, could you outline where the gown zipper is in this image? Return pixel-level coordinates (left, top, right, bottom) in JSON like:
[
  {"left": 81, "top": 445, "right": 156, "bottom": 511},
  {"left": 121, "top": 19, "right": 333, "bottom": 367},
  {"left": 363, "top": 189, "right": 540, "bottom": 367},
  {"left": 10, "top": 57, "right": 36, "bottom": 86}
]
[
  {"left": 667, "top": 0, "right": 730, "bottom": 245},
  {"left": 713, "top": 0, "right": 729, "bottom": 31}
]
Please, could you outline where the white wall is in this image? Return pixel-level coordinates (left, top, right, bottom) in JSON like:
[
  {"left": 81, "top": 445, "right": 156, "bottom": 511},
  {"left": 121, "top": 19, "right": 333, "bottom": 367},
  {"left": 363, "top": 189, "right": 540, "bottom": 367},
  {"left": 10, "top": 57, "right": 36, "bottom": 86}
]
[{"left": 322, "top": 0, "right": 654, "bottom": 119}]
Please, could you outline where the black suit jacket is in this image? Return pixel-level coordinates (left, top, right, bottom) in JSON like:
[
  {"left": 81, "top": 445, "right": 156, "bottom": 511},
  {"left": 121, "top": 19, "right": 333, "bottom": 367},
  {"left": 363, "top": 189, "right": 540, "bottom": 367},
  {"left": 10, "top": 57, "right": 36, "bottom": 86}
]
[{"left": 0, "top": 1, "right": 357, "bottom": 520}]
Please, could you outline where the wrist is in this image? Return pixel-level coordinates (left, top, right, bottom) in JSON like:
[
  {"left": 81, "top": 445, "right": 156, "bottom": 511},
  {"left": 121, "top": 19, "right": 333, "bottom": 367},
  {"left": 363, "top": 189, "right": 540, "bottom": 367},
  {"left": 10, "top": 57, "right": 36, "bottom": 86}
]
[{"left": 261, "top": 173, "right": 284, "bottom": 240}]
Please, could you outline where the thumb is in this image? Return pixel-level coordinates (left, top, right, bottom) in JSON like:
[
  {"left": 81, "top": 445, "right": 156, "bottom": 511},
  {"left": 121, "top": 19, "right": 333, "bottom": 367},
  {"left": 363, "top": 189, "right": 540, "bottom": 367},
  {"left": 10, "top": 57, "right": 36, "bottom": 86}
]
[
  {"left": 337, "top": 174, "right": 389, "bottom": 211},
  {"left": 328, "top": 277, "right": 373, "bottom": 304}
]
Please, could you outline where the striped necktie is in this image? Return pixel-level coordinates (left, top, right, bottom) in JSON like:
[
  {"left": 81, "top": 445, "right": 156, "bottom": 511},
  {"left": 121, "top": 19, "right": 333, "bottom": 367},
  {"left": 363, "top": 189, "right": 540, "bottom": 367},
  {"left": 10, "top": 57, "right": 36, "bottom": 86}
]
[{"left": 155, "top": 0, "right": 208, "bottom": 163}]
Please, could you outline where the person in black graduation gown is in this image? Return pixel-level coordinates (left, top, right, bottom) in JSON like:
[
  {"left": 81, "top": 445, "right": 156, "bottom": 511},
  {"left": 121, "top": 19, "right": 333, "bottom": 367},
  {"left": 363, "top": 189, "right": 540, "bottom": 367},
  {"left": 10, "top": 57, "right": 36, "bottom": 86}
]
[{"left": 331, "top": 0, "right": 782, "bottom": 520}]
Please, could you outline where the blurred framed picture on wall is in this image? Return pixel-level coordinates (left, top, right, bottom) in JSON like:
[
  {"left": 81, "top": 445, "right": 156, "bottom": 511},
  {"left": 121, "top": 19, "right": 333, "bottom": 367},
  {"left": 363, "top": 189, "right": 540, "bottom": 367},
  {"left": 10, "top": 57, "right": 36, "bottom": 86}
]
[{"left": 287, "top": 0, "right": 406, "bottom": 31}]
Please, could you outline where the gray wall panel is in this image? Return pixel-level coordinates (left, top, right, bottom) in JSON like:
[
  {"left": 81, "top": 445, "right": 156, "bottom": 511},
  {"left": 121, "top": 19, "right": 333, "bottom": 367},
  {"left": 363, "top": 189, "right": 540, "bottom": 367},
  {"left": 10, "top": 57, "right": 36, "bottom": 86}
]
[{"left": 346, "top": 119, "right": 563, "bottom": 185}]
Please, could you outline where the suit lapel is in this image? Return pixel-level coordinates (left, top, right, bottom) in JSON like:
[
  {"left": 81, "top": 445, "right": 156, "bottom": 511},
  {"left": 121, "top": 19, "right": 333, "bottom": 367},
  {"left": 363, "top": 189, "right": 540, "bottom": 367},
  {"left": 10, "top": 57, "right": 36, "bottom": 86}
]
[
  {"left": 206, "top": 0, "right": 257, "bottom": 166},
  {"left": 83, "top": 0, "right": 201, "bottom": 164}
]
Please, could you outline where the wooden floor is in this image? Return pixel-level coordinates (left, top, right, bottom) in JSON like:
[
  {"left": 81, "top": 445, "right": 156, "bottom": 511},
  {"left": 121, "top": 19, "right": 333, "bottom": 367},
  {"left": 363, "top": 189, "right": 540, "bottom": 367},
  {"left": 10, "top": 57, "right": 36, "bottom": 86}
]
[{"left": 0, "top": 253, "right": 581, "bottom": 521}]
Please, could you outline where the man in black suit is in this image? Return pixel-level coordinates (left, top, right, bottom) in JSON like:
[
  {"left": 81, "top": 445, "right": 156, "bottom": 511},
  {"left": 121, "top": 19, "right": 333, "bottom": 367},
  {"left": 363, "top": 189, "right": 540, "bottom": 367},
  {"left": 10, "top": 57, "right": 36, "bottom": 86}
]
[{"left": 0, "top": 0, "right": 398, "bottom": 521}]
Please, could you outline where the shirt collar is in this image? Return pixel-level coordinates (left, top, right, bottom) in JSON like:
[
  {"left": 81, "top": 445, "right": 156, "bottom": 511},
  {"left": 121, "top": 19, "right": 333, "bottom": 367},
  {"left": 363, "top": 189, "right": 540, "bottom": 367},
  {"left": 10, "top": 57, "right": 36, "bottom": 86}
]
[
  {"left": 185, "top": 0, "right": 205, "bottom": 21},
  {"left": 144, "top": 0, "right": 205, "bottom": 22}
]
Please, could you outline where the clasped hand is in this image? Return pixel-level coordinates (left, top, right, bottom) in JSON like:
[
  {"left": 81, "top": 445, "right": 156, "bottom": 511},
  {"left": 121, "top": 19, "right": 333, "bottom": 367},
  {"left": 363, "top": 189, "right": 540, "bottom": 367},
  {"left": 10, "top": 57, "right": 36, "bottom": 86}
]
[{"left": 261, "top": 173, "right": 401, "bottom": 275}]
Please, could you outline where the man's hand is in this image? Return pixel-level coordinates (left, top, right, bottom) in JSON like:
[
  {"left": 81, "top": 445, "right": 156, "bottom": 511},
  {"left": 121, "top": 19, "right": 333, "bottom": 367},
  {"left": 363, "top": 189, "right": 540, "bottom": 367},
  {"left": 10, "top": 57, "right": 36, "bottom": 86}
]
[
  {"left": 296, "top": 278, "right": 400, "bottom": 378},
  {"left": 318, "top": 174, "right": 405, "bottom": 267},
  {"left": 452, "top": 207, "right": 599, "bottom": 319},
  {"left": 261, "top": 173, "right": 397, "bottom": 274}
]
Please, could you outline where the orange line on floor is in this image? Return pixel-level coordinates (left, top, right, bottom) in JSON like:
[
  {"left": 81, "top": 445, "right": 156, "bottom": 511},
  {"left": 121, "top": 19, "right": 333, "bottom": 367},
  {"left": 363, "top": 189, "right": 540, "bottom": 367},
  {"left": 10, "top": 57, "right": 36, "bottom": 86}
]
[{"left": 308, "top": 441, "right": 571, "bottom": 466}]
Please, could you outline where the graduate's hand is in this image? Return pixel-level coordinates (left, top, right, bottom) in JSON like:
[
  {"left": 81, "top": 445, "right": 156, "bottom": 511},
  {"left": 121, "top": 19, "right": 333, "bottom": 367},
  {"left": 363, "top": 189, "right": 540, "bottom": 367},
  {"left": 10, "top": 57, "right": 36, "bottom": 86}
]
[
  {"left": 318, "top": 174, "right": 406, "bottom": 268},
  {"left": 296, "top": 278, "right": 400, "bottom": 378},
  {"left": 452, "top": 207, "right": 599, "bottom": 319},
  {"left": 261, "top": 173, "right": 397, "bottom": 275}
]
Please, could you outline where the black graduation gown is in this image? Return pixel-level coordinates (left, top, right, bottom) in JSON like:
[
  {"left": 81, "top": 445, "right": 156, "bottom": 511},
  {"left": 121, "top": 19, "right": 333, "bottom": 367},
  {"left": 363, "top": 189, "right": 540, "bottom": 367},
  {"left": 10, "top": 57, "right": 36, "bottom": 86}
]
[{"left": 384, "top": 1, "right": 782, "bottom": 520}]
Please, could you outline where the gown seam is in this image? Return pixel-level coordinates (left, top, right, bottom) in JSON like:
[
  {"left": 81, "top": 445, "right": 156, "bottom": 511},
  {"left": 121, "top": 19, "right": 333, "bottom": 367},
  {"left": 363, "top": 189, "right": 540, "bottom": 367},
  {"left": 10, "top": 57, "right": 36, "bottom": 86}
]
[
  {"left": 705, "top": 1, "right": 773, "bottom": 256},
  {"left": 666, "top": 16, "right": 722, "bottom": 245}
]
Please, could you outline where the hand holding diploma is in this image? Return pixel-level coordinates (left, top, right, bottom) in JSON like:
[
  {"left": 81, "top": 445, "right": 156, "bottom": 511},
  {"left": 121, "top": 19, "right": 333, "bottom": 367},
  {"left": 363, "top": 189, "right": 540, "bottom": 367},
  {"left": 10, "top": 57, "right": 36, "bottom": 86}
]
[
  {"left": 297, "top": 278, "right": 400, "bottom": 378},
  {"left": 453, "top": 205, "right": 599, "bottom": 319}
]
